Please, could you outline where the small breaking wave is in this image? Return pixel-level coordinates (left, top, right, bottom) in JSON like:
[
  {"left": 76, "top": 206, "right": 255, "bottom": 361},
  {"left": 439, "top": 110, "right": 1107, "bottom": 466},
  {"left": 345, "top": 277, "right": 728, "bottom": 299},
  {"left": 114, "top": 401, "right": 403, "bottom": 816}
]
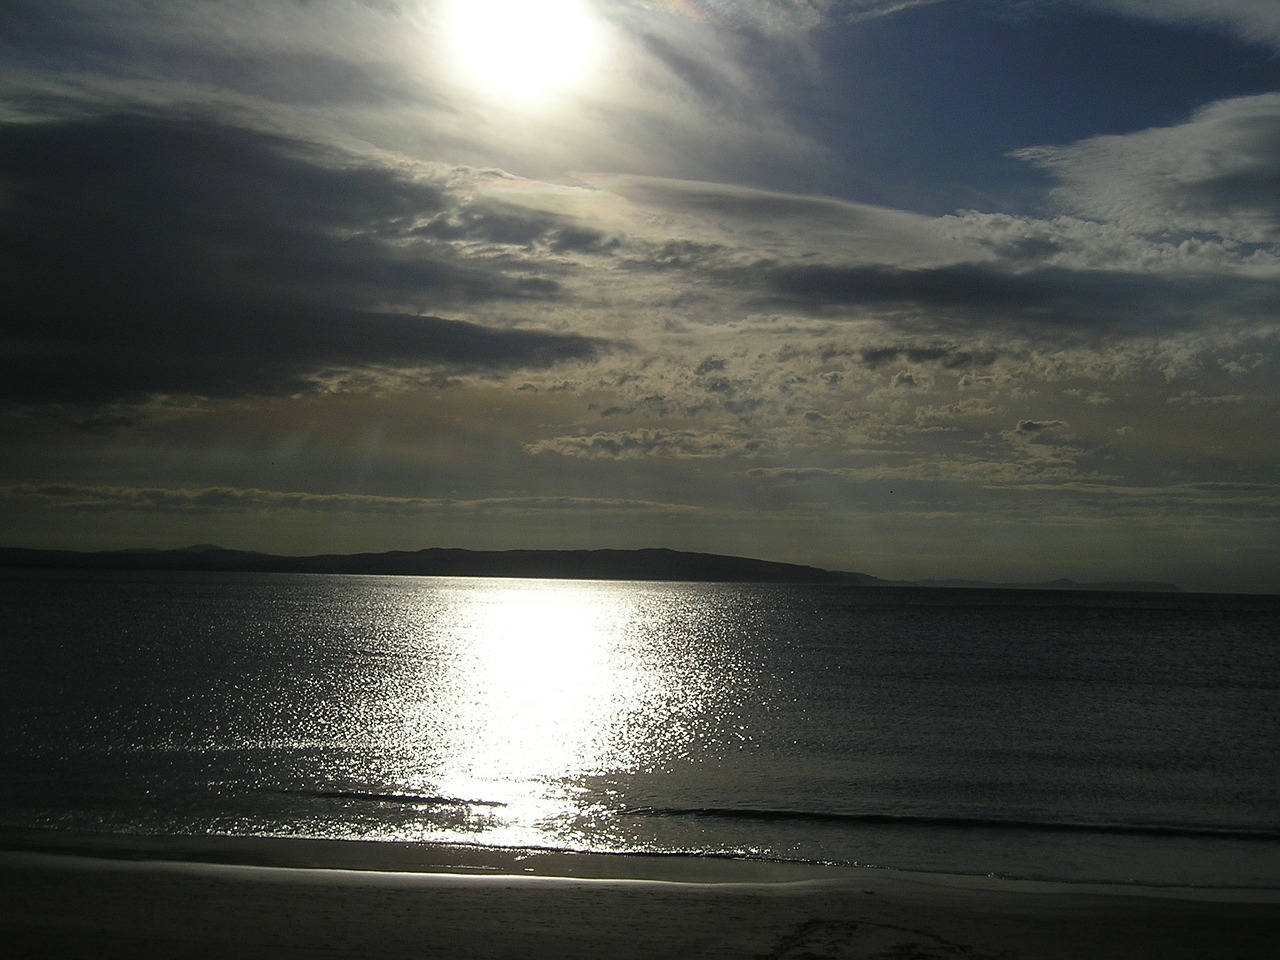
[
  {"left": 296, "top": 789, "right": 507, "bottom": 808},
  {"left": 623, "top": 806, "right": 1280, "bottom": 842}
]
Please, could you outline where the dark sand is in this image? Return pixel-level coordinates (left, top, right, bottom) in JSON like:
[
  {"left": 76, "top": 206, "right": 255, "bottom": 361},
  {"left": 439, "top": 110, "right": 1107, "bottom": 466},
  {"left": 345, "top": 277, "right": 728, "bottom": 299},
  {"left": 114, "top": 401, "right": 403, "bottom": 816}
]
[{"left": 2, "top": 829, "right": 1276, "bottom": 959}]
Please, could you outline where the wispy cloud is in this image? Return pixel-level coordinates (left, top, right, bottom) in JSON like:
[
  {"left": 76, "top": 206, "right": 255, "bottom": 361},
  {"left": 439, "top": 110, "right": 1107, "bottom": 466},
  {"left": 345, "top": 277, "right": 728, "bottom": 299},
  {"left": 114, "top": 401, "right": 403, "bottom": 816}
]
[
  {"left": 1, "top": 483, "right": 700, "bottom": 518},
  {"left": 525, "top": 428, "right": 764, "bottom": 459},
  {"left": 1079, "top": 0, "right": 1280, "bottom": 50},
  {"left": 1014, "top": 94, "right": 1280, "bottom": 244}
]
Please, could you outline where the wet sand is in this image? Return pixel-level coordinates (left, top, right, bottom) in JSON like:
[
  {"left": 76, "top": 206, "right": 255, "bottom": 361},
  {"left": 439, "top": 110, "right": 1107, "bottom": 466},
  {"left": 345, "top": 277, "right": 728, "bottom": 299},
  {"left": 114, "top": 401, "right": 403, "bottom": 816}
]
[{"left": 2, "top": 829, "right": 1277, "bottom": 959}]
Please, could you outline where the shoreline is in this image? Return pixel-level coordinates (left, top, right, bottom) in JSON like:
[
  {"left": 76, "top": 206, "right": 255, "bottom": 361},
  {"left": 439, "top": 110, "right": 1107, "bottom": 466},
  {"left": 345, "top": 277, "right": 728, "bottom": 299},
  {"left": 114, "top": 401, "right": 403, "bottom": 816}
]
[
  {"left": 3, "top": 826, "right": 1278, "bottom": 898},
  {"left": 4, "top": 828, "right": 1278, "bottom": 959}
]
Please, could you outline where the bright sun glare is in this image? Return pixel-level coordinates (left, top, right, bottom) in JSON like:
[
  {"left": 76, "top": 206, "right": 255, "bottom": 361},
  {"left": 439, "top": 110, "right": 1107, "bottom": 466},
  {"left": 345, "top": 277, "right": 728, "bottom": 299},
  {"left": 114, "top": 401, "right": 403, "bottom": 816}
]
[{"left": 442, "top": 0, "right": 603, "bottom": 105}]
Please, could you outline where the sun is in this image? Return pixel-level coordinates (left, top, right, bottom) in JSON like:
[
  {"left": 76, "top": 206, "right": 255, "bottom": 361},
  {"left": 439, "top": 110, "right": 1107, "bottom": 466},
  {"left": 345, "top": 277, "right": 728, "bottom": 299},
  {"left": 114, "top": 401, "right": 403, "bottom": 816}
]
[{"left": 441, "top": 0, "right": 604, "bottom": 106}]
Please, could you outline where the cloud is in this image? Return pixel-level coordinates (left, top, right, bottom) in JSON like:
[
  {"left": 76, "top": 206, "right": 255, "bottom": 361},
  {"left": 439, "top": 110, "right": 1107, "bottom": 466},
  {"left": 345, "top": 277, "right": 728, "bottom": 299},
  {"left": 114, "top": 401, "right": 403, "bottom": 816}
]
[
  {"left": 646, "top": 1, "right": 948, "bottom": 30},
  {"left": 1011, "top": 479, "right": 1280, "bottom": 513},
  {"left": 744, "top": 449, "right": 1094, "bottom": 489},
  {"left": 524, "top": 428, "right": 762, "bottom": 459},
  {"left": 1013, "top": 419, "right": 1067, "bottom": 433},
  {"left": 638, "top": 1, "right": 834, "bottom": 32},
  {"left": 0, "top": 483, "right": 699, "bottom": 518},
  {"left": 756, "top": 262, "right": 1280, "bottom": 332},
  {"left": 860, "top": 344, "right": 999, "bottom": 369},
  {"left": 941, "top": 210, "right": 1280, "bottom": 277},
  {"left": 607, "top": 176, "right": 965, "bottom": 267},
  {"left": 0, "top": 0, "right": 834, "bottom": 202},
  {"left": 1013, "top": 94, "right": 1280, "bottom": 244},
  {"left": 1166, "top": 392, "right": 1248, "bottom": 407},
  {"left": 0, "top": 111, "right": 603, "bottom": 405},
  {"left": 1078, "top": 0, "right": 1280, "bottom": 50}
]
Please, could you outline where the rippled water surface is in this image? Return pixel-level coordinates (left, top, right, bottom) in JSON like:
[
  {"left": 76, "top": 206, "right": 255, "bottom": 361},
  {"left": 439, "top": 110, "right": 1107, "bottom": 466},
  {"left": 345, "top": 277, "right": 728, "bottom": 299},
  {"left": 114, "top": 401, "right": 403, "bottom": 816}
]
[{"left": 2, "top": 569, "right": 1277, "bottom": 886}]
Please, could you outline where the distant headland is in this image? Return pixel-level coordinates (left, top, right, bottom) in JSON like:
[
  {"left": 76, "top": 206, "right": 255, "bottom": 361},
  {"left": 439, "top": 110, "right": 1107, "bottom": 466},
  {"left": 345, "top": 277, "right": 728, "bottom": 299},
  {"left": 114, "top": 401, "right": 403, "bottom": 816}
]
[{"left": 0, "top": 545, "right": 1181, "bottom": 592}]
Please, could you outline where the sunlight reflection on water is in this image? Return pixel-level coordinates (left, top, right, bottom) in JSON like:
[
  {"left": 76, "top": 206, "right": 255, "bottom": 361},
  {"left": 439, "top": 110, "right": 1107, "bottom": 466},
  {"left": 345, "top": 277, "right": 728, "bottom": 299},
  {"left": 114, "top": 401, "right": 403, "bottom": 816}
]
[{"left": 342, "top": 578, "right": 754, "bottom": 849}]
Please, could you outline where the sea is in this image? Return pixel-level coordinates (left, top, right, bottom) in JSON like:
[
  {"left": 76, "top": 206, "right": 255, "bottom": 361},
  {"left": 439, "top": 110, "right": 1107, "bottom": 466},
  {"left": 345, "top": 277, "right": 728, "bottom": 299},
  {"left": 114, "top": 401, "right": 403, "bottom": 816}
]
[{"left": 2, "top": 568, "right": 1277, "bottom": 889}]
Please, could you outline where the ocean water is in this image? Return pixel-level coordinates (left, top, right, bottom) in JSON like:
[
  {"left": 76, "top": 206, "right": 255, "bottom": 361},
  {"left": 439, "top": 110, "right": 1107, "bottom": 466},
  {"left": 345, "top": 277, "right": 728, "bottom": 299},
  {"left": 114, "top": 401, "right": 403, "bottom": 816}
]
[{"left": 1, "top": 568, "right": 1277, "bottom": 887}]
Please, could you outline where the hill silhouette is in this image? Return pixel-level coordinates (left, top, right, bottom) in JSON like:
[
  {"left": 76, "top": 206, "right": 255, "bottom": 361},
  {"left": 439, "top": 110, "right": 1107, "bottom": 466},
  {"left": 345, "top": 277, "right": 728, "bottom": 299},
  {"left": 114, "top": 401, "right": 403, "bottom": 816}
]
[{"left": 0, "top": 545, "right": 1181, "bottom": 591}]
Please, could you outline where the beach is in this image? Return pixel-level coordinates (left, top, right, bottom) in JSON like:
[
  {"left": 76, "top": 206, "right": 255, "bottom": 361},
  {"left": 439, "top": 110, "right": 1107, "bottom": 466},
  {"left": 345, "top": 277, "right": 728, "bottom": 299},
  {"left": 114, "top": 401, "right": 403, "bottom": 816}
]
[{"left": 2, "top": 830, "right": 1277, "bottom": 959}]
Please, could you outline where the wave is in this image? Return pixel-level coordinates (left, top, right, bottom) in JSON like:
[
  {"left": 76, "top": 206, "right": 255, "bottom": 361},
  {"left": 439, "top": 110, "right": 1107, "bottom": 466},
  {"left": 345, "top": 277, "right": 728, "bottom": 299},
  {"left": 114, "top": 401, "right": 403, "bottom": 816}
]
[{"left": 623, "top": 806, "right": 1280, "bottom": 842}]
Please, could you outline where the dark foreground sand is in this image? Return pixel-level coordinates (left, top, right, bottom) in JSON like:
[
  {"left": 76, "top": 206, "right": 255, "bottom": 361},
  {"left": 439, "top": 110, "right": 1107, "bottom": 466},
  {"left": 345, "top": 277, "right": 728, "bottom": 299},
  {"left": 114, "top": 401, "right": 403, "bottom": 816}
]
[{"left": 2, "top": 830, "right": 1277, "bottom": 959}]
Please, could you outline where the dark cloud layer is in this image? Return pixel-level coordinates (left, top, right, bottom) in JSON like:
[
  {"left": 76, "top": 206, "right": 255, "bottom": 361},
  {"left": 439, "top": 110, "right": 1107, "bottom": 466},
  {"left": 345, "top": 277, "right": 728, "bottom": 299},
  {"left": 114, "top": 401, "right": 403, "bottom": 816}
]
[
  {"left": 759, "top": 262, "right": 1280, "bottom": 331},
  {"left": 860, "top": 344, "right": 999, "bottom": 369},
  {"left": 0, "top": 112, "right": 596, "bottom": 405}
]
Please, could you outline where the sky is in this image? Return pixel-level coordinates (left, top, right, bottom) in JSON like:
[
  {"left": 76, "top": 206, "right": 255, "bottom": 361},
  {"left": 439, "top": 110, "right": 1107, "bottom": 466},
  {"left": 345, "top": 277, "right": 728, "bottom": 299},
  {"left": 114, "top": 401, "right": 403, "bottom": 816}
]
[{"left": 2, "top": 0, "right": 1279, "bottom": 593}]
